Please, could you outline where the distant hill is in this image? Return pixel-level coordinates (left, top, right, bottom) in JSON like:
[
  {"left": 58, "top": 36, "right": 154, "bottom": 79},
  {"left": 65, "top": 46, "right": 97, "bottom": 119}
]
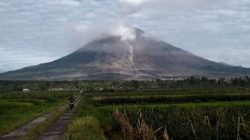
[
  {"left": 0, "top": 68, "right": 7, "bottom": 73},
  {"left": 0, "top": 26, "right": 250, "bottom": 80}
]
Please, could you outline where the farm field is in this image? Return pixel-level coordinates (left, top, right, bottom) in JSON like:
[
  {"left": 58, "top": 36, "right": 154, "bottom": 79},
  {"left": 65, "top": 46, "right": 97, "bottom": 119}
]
[
  {"left": 0, "top": 91, "right": 73, "bottom": 136},
  {"left": 0, "top": 88, "right": 250, "bottom": 140},
  {"left": 65, "top": 89, "right": 250, "bottom": 140},
  {"left": 1, "top": 0, "right": 250, "bottom": 139}
]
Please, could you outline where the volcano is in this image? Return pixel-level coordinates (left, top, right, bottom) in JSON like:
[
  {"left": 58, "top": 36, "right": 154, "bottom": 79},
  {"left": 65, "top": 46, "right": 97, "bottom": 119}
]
[{"left": 0, "top": 26, "right": 249, "bottom": 80}]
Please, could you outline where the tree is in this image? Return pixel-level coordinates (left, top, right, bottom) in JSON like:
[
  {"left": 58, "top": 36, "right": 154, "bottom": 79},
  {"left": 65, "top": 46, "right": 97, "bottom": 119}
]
[{"left": 131, "top": 80, "right": 139, "bottom": 90}]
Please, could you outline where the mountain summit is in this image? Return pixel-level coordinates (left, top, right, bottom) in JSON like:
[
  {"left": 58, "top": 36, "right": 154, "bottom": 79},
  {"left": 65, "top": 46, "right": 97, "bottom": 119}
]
[{"left": 0, "top": 26, "right": 249, "bottom": 80}]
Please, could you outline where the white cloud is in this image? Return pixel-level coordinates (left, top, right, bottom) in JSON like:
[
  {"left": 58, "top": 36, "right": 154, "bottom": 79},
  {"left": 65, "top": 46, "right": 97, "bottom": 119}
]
[
  {"left": 66, "top": 23, "right": 137, "bottom": 48},
  {"left": 0, "top": 0, "right": 250, "bottom": 71},
  {"left": 118, "top": 0, "right": 222, "bottom": 16},
  {"left": 111, "top": 25, "right": 136, "bottom": 41},
  {"left": 47, "top": 0, "right": 80, "bottom": 7},
  {"left": 119, "top": 0, "right": 149, "bottom": 6}
]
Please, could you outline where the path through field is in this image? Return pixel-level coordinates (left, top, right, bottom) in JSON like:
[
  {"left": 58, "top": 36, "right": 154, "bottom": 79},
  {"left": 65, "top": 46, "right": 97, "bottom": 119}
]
[
  {"left": 36, "top": 109, "right": 74, "bottom": 140},
  {"left": 1, "top": 111, "right": 54, "bottom": 140},
  {"left": 36, "top": 101, "right": 78, "bottom": 140},
  {"left": 1, "top": 102, "right": 77, "bottom": 140}
]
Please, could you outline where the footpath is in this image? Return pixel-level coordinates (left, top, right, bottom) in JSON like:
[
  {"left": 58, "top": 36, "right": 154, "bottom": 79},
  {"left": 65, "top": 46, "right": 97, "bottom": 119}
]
[
  {"left": 1, "top": 110, "right": 54, "bottom": 140},
  {"left": 1, "top": 102, "right": 78, "bottom": 140}
]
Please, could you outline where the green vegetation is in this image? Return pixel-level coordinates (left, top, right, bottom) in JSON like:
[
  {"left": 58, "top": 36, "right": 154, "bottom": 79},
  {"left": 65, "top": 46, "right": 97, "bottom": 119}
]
[
  {"left": 100, "top": 101, "right": 250, "bottom": 109},
  {"left": 1, "top": 78, "right": 250, "bottom": 140},
  {"left": 1, "top": 76, "right": 250, "bottom": 93},
  {"left": 93, "top": 93, "right": 250, "bottom": 105},
  {"left": 64, "top": 88, "right": 250, "bottom": 140},
  {"left": 21, "top": 105, "right": 68, "bottom": 140},
  {"left": 112, "top": 106, "right": 250, "bottom": 140},
  {"left": 64, "top": 116, "right": 106, "bottom": 140},
  {"left": 64, "top": 99, "right": 107, "bottom": 140},
  {"left": 0, "top": 91, "right": 72, "bottom": 135}
]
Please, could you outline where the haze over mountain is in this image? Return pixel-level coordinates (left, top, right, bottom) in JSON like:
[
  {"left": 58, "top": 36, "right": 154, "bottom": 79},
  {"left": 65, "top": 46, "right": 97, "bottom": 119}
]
[{"left": 0, "top": 25, "right": 249, "bottom": 80}]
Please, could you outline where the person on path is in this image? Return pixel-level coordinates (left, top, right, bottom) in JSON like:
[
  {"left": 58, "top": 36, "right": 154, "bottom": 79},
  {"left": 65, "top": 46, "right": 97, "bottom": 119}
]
[{"left": 69, "top": 96, "right": 75, "bottom": 111}]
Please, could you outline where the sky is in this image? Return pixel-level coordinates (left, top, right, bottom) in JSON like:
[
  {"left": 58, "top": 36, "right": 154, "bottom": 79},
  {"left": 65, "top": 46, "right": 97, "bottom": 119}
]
[{"left": 0, "top": 0, "right": 250, "bottom": 72}]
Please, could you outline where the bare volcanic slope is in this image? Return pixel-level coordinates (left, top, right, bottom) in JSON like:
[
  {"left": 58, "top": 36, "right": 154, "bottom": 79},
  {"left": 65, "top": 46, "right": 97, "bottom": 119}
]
[{"left": 0, "top": 26, "right": 249, "bottom": 80}]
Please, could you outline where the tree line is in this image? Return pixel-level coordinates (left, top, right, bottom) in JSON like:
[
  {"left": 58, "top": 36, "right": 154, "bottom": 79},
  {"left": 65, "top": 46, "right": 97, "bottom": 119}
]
[{"left": 0, "top": 76, "right": 250, "bottom": 93}]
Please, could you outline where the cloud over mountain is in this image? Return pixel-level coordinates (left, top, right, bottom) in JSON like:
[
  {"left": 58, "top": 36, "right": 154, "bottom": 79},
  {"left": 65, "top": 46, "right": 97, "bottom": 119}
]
[
  {"left": 0, "top": 0, "right": 250, "bottom": 72},
  {"left": 1, "top": 27, "right": 249, "bottom": 80}
]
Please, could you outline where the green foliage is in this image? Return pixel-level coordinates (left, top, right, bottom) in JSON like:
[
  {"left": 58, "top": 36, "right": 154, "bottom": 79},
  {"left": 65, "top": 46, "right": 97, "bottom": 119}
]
[
  {"left": 115, "top": 106, "right": 250, "bottom": 140},
  {"left": 1, "top": 76, "right": 250, "bottom": 93},
  {"left": 21, "top": 105, "right": 68, "bottom": 140},
  {"left": 93, "top": 93, "right": 250, "bottom": 105},
  {"left": 0, "top": 91, "right": 71, "bottom": 135},
  {"left": 64, "top": 116, "right": 106, "bottom": 140},
  {"left": 64, "top": 99, "right": 108, "bottom": 140},
  {"left": 79, "top": 89, "right": 250, "bottom": 140}
]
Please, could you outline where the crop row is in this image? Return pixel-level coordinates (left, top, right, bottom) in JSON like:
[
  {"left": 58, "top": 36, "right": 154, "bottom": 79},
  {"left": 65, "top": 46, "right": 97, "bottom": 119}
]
[
  {"left": 92, "top": 94, "right": 250, "bottom": 105},
  {"left": 112, "top": 106, "right": 250, "bottom": 140}
]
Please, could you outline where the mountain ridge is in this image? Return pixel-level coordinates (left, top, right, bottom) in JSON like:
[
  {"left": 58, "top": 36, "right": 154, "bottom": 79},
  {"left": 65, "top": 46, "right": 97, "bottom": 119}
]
[{"left": 0, "top": 26, "right": 249, "bottom": 80}]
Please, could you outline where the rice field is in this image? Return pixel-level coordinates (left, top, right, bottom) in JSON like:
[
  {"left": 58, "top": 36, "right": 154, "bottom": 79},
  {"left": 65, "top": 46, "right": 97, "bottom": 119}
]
[
  {"left": 65, "top": 89, "right": 250, "bottom": 140},
  {"left": 0, "top": 91, "right": 72, "bottom": 135},
  {"left": 1, "top": 89, "right": 250, "bottom": 139}
]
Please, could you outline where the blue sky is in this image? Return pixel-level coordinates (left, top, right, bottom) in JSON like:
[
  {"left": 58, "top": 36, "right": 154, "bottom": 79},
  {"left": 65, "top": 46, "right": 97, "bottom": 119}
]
[{"left": 0, "top": 0, "right": 250, "bottom": 72}]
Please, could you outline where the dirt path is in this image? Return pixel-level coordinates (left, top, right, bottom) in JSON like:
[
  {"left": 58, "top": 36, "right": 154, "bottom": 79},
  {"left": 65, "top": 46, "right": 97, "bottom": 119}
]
[
  {"left": 36, "top": 109, "right": 74, "bottom": 140},
  {"left": 1, "top": 111, "right": 53, "bottom": 140},
  {"left": 36, "top": 102, "right": 78, "bottom": 140},
  {"left": 1, "top": 101, "right": 78, "bottom": 140}
]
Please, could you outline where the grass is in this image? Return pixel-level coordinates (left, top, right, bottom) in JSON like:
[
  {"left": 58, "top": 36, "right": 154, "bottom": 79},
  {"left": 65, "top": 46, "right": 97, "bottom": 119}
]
[
  {"left": 63, "top": 98, "right": 107, "bottom": 140},
  {"left": 21, "top": 105, "right": 68, "bottom": 140},
  {"left": 86, "top": 88, "right": 250, "bottom": 97},
  {"left": 64, "top": 116, "right": 106, "bottom": 140},
  {"left": 63, "top": 96, "right": 107, "bottom": 140},
  {"left": 92, "top": 93, "right": 250, "bottom": 106},
  {"left": 69, "top": 90, "right": 250, "bottom": 140},
  {"left": 99, "top": 101, "right": 250, "bottom": 110},
  {"left": 111, "top": 107, "right": 250, "bottom": 140},
  {"left": 93, "top": 93, "right": 250, "bottom": 100},
  {"left": 0, "top": 91, "right": 73, "bottom": 135},
  {"left": 2, "top": 89, "right": 250, "bottom": 139},
  {"left": 95, "top": 103, "right": 250, "bottom": 140},
  {"left": 0, "top": 101, "right": 56, "bottom": 135}
]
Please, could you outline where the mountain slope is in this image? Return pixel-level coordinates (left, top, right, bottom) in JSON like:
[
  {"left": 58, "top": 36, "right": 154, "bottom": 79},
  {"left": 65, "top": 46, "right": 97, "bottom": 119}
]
[{"left": 0, "top": 26, "right": 249, "bottom": 80}]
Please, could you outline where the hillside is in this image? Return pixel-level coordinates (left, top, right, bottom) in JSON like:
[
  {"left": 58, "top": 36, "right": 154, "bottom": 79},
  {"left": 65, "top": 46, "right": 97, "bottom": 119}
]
[{"left": 0, "top": 26, "right": 249, "bottom": 80}]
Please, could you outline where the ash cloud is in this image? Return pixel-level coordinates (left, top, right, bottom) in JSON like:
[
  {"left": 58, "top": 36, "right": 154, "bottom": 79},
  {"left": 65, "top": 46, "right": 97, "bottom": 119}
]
[
  {"left": 112, "top": 25, "right": 137, "bottom": 41},
  {"left": 1, "top": 0, "right": 250, "bottom": 71},
  {"left": 67, "top": 23, "right": 139, "bottom": 50},
  {"left": 68, "top": 0, "right": 218, "bottom": 48}
]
